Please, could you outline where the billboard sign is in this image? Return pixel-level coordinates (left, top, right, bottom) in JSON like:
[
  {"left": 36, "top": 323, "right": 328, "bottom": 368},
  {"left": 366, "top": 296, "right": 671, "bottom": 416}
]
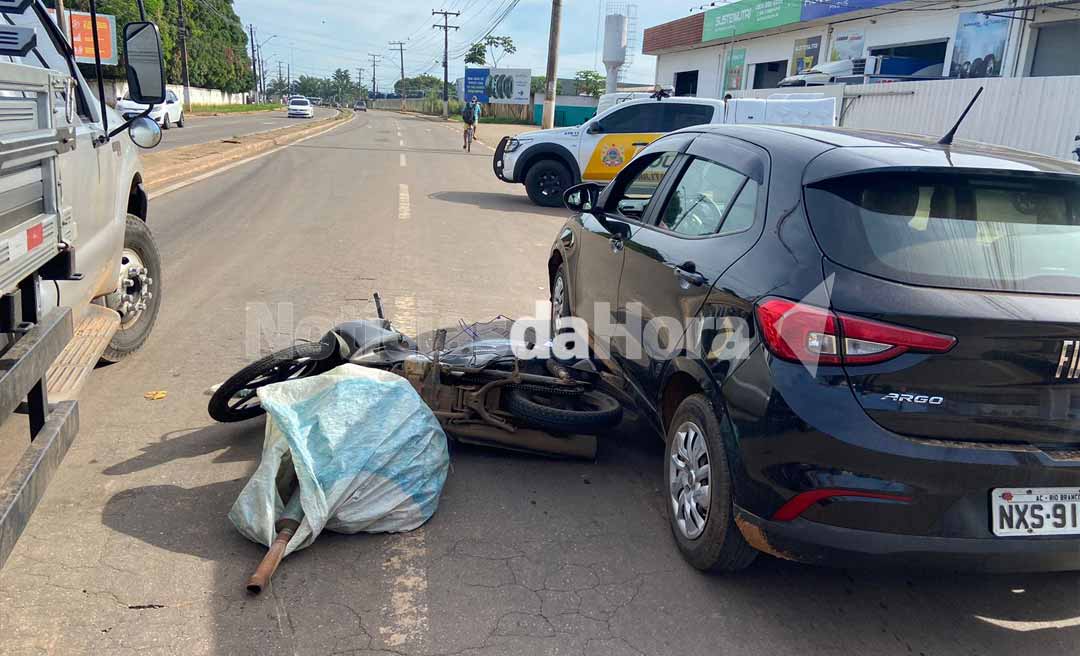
[
  {"left": 723, "top": 47, "right": 746, "bottom": 93},
  {"left": 950, "top": 12, "right": 1009, "bottom": 78},
  {"left": 463, "top": 68, "right": 530, "bottom": 104},
  {"left": 829, "top": 28, "right": 865, "bottom": 62},
  {"left": 800, "top": 0, "right": 896, "bottom": 21},
  {"left": 702, "top": 0, "right": 802, "bottom": 42},
  {"left": 48, "top": 9, "right": 117, "bottom": 65},
  {"left": 790, "top": 36, "right": 821, "bottom": 75}
]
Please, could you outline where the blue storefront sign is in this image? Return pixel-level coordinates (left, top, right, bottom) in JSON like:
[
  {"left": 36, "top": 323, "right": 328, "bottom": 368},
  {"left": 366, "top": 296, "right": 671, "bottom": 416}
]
[
  {"left": 464, "top": 68, "right": 490, "bottom": 103},
  {"left": 800, "top": 0, "right": 897, "bottom": 21}
]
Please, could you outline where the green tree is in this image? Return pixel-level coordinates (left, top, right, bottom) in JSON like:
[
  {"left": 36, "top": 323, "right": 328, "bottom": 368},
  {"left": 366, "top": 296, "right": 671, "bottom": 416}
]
[
  {"left": 464, "top": 35, "right": 515, "bottom": 68},
  {"left": 64, "top": 0, "right": 253, "bottom": 94},
  {"left": 394, "top": 74, "right": 442, "bottom": 97},
  {"left": 574, "top": 70, "right": 604, "bottom": 98},
  {"left": 464, "top": 42, "right": 486, "bottom": 66}
]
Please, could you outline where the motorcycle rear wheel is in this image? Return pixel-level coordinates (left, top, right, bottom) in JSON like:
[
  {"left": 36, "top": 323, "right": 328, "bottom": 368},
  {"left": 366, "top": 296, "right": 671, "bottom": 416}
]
[
  {"left": 208, "top": 341, "right": 339, "bottom": 423},
  {"left": 503, "top": 388, "right": 623, "bottom": 435}
]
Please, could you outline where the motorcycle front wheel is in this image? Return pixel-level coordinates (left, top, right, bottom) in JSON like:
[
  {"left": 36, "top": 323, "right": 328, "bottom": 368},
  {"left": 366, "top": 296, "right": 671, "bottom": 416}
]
[{"left": 208, "top": 341, "right": 339, "bottom": 423}]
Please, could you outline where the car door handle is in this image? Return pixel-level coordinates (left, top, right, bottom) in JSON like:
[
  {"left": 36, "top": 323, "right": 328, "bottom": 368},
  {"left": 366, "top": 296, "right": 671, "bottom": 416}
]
[
  {"left": 674, "top": 264, "right": 706, "bottom": 287},
  {"left": 631, "top": 141, "right": 650, "bottom": 147}
]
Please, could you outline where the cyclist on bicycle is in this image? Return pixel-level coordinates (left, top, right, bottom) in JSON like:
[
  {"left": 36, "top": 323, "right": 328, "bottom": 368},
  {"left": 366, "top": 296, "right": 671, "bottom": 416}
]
[{"left": 462, "top": 96, "right": 481, "bottom": 149}]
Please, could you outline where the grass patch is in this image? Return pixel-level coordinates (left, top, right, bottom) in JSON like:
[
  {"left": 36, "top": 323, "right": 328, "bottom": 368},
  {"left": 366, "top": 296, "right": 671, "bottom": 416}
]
[
  {"left": 190, "top": 103, "right": 281, "bottom": 114},
  {"left": 448, "top": 114, "right": 534, "bottom": 126}
]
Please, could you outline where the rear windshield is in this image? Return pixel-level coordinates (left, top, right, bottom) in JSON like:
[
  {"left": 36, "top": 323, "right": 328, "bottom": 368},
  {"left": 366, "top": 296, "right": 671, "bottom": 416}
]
[
  {"left": 805, "top": 172, "right": 1080, "bottom": 294},
  {"left": 290, "top": 99, "right": 309, "bottom": 106}
]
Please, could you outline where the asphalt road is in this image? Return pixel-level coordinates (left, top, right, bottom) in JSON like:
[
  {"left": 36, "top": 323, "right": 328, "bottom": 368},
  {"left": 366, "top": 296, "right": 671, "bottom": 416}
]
[
  {"left": 1, "top": 110, "right": 1077, "bottom": 656},
  {"left": 156, "top": 106, "right": 337, "bottom": 151}
]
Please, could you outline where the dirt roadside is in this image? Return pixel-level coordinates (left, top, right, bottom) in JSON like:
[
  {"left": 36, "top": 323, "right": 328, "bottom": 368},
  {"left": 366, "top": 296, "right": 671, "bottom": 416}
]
[{"left": 142, "top": 109, "right": 351, "bottom": 191}]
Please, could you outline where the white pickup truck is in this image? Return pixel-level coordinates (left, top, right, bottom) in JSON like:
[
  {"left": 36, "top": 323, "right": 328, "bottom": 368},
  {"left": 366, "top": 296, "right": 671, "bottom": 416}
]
[
  {"left": 0, "top": 0, "right": 167, "bottom": 567},
  {"left": 493, "top": 95, "right": 837, "bottom": 206}
]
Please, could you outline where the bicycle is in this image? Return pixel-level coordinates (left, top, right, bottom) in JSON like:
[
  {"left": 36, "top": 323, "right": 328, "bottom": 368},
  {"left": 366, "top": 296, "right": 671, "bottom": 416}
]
[{"left": 463, "top": 122, "right": 475, "bottom": 152}]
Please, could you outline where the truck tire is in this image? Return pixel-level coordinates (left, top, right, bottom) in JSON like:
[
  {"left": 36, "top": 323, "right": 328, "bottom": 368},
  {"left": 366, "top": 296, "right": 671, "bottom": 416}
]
[
  {"left": 664, "top": 394, "right": 757, "bottom": 573},
  {"left": 525, "top": 159, "right": 572, "bottom": 208},
  {"left": 101, "top": 216, "right": 162, "bottom": 363},
  {"left": 504, "top": 388, "right": 622, "bottom": 435}
]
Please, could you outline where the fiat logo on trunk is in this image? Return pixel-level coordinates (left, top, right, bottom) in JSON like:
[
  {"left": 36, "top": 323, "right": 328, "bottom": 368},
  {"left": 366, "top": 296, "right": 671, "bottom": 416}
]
[{"left": 1055, "top": 340, "right": 1080, "bottom": 380}]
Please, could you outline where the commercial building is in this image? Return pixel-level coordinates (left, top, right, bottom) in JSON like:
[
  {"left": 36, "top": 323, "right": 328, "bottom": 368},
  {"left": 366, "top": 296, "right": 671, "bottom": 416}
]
[{"left": 643, "top": 0, "right": 1079, "bottom": 98}]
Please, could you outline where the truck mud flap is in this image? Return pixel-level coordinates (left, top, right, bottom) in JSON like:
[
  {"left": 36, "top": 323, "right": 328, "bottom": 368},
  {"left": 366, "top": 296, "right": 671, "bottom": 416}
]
[
  {"left": 493, "top": 136, "right": 512, "bottom": 182},
  {"left": 0, "top": 305, "right": 77, "bottom": 569}
]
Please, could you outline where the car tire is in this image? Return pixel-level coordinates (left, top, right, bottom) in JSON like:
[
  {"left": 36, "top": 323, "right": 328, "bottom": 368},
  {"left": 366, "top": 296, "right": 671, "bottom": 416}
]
[
  {"left": 665, "top": 394, "right": 758, "bottom": 573},
  {"left": 550, "top": 262, "right": 572, "bottom": 338},
  {"left": 162, "top": 113, "right": 171, "bottom": 130},
  {"left": 177, "top": 111, "right": 185, "bottom": 128},
  {"left": 525, "top": 159, "right": 572, "bottom": 208},
  {"left": 101, "top": 216, "right": 162, "bottom": 363}
]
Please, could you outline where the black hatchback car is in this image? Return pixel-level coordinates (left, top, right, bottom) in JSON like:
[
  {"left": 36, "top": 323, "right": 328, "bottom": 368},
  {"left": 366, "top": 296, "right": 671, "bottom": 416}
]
[{"left": 548, "top": 125, "right": 1080, "bottom": 572}]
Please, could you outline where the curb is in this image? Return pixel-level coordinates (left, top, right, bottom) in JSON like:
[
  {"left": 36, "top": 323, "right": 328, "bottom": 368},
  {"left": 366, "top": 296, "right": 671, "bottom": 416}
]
[{"left": 144, "top": 110, "right": 350, "bottom": 190}]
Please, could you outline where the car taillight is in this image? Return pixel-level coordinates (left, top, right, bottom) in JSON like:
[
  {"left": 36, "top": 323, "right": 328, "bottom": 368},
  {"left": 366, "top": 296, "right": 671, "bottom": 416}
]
[{"left": 755, "top": 297, "right": 956, "bottom": 366}]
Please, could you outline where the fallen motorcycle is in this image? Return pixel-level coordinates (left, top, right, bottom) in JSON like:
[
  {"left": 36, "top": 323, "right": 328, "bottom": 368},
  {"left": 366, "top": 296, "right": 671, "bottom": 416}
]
[{"left": 208, "top": 297, "right": 622, "bottom": 458}]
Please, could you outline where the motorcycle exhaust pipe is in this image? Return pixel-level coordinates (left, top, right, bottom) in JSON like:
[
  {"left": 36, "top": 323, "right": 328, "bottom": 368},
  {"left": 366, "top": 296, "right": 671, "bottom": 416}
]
[{"left": 246, "top": 488, "right": 304, "bottom": 594}]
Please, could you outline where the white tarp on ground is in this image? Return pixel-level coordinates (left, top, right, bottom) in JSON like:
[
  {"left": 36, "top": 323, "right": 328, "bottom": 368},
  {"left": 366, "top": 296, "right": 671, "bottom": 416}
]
[{"left": 230, "top": 364, "right": 449, "bottom": 557}]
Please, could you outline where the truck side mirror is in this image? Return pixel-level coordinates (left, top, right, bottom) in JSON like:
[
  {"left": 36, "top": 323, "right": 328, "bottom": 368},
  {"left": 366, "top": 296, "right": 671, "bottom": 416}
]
[
  {"left": 586, "top": 121, "right": 604, "bottom": 135},
  {"left": 123, "top": 22, "right": 166, "bottom": 105}
]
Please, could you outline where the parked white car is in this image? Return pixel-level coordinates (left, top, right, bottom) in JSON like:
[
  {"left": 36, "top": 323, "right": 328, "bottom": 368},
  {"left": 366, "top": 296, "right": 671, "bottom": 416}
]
[
  {"left": 116, "top": 89, "right": 184, "bottom": 128},
  {"left": 288, "top": 97, "right": 314, "bottom": 118}
]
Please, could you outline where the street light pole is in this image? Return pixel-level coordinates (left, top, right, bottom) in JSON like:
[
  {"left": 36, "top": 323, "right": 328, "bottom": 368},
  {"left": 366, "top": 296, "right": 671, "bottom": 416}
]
[
  {"left": 249, "top": 25, "right": 258, "bottom": 103},
  {"left": 390, "top": 41, "right": 406, "bottom": 110}
]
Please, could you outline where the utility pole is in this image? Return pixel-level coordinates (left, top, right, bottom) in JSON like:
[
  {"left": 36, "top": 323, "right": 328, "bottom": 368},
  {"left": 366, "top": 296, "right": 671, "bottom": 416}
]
[
  {"left": 358, "top": 68, "right": 365, "bottom": 99},
  {"left": 432, "top": 9, "right": 459, "bottom": 118},
  {"left": 249, "top": 25, "right": 258, "bottom": 103},
  {"left": 177, "top": 0, "right": 192, "bottom": 111},
  {"left": 389, "top": 41, "right": 406, "bottom": 109},
  {"left": 369, "top": 53, "right": 382, "bottom": 99},
  {"left": 54, "top": 0, "right": 68, "bottom": 41},
  {"left": 541, "top": 0, "right": 562, "bottom": 129}
]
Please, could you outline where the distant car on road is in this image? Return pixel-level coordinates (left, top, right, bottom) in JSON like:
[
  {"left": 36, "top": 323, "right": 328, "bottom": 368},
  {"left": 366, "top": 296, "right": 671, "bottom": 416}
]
[
  {"left": 552, "top": 124, "right": 1080, "bottom": 573},
  {"left": 116, "top": 89, "right": 184, "bottom": 129},
  {"left": 353, "top": 101, "right": 367, "bottom": 112},
  {"left": 288, "top": 97, "right": 314, "bottom": 119}
]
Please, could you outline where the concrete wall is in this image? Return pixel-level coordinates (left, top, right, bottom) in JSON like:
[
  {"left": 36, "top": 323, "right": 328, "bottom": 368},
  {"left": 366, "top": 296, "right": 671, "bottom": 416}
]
[
  {"left": 95, "top": 79, "right": 248, "bottom": 106},
  {"left": 732, "top": 75, "right": 1080, "bottom": 161}
]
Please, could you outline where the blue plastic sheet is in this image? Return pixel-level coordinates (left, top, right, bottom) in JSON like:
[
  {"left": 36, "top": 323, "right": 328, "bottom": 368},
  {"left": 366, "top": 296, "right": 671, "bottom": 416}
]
[{"left": 230, "top": 364, "right": 449, "bottom": 556}]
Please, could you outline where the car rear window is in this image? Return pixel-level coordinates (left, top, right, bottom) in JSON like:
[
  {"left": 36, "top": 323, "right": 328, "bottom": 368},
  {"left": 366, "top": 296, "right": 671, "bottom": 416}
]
[
  {"left": 805, "top": 172, "right": 1080, "bottom": 294},
  {"left": 290, "top": 99, "right": 308, "bottom": 106}
]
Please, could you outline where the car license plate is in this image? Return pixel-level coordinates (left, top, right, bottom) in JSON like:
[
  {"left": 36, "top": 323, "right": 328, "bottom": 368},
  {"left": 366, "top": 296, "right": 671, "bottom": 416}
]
[{"left": 992, "top": 487, "right": 1080, "bottom": 537}]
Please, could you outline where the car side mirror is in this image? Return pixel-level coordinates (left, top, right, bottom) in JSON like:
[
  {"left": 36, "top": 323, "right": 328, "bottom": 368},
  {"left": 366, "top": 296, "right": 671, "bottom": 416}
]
[
  {"left": 586, "top": 122, "right": 604, "bottom": 135},
  {"left": 563, "top": 182, "right": 604, "bottom": 214},
  {"left": 123, "top": 22, "right": 166, "bottom": 105}
]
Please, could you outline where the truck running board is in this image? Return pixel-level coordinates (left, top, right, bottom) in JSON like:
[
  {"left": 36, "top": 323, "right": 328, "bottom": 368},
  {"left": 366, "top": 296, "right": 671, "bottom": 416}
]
[{"left": 45, "top": 305, "right": 120, "bottom": 402}]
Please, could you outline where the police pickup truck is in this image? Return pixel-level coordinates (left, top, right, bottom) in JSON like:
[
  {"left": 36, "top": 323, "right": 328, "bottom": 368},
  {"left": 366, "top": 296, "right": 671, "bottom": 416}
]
[{"left": 493, "top": 94, "right": 836, "bottom": 207}]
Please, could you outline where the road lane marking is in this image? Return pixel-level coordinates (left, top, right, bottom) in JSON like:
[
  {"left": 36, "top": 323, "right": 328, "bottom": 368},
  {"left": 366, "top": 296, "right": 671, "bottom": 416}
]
[
  {"left": 398, "top": 184, "right": 410, "bottom": 221},
  {"left": 400, "top": 153, "right": 407, "bottom": 168},
  {"left": 148, "top": 114, "right": 356, "bottom": 199},
  {"left": 378, "top": 530, "right": 429, "bottom": 649}
]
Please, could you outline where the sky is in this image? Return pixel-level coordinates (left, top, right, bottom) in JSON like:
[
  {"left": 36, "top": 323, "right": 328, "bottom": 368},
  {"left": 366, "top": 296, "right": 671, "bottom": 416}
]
[{"left": 232, "top": 0, "right": 687, "bottom": 91}]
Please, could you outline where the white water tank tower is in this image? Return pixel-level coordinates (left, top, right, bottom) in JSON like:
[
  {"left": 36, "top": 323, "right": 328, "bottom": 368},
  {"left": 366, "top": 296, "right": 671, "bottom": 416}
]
[{"left": 602, "top": 13, "right": 627, "bottom": 95}]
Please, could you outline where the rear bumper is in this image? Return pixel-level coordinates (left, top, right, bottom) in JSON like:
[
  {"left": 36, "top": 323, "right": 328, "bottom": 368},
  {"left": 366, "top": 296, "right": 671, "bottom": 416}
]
[{"left": 736, "top": 507, "right": 1080, "bottom": 572}]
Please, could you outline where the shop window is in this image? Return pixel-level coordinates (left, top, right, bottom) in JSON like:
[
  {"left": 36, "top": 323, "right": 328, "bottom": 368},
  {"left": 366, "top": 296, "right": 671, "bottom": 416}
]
[
  {"left": 674, "top": 70, "right": 699, "bottom": 96},
  {"left": 752, "top": 60, "right": 787, "bottom": 89},
  {"left": 1030, "top": 22, "right": 1080, "bottom": 77}
]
